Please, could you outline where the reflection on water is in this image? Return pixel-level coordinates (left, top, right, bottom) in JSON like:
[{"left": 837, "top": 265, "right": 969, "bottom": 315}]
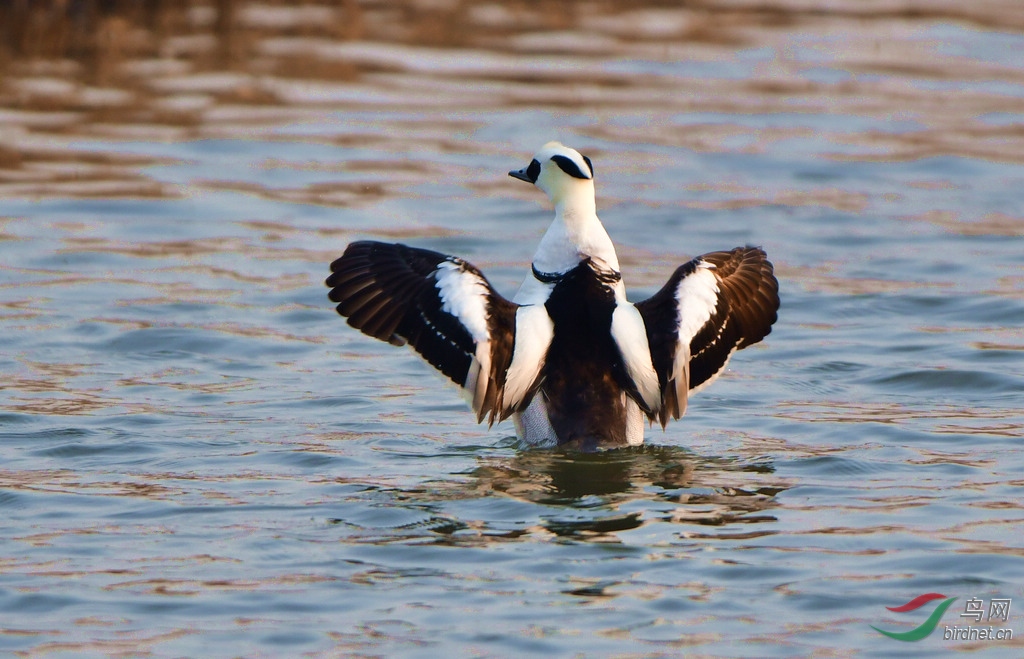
[{"left": 2, "top": 0, "right": 1024, "bottom": 656}]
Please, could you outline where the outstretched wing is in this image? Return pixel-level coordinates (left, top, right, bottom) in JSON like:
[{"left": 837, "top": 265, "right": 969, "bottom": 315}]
[
  {"left": 635, "top": 246, "right": 779, "bottom": 427},
  {"left": 326, "top": 241, "right": 553, "bottom": 424}
]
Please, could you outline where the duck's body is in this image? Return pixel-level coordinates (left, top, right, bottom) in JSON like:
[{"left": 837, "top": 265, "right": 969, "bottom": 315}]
[{"left": 326, "top": 142, "right": 779, "bottom": 449}]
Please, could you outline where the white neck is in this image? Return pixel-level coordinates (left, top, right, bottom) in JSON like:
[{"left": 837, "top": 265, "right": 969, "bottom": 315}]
[
  {"left": 531, "top": 185, "right": 618, "bottom": 275},
  {"left": 513, "top": 181, "right": 622, "bottom": 305},
  {"left": 553, "top": 184, "right": 596, "bottom": 221}
]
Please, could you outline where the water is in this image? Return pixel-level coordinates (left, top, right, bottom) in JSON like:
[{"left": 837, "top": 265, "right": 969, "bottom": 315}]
[{"left": 1, "top": 1, "right": 1023, "bottom": 656}]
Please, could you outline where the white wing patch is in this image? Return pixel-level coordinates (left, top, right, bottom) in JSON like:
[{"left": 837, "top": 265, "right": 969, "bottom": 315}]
[
  {"left": 435, "top": 261, "right": 490, "bottom": 342},
  {"left": 674, "top": 262, "right": 720, "bottom": 346},
  {"left": 610, "top": 302, "right": 660, "bottom": 412},
  {"left": 502, "top": 304, "right": 553, "bottom": 411},
  {"left": 666, "top": 261, "right": 721, "bottom": 417},
  {"left": 434, "top": 261, "right": 494, "bottom": 416}
]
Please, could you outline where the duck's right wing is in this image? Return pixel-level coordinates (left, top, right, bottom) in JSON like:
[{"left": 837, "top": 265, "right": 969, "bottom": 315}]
[
  {"left": 326, "top": 241, "right": 553, "bottom": 424},
  {"left": 635, "top": 246, "right": 779, "bottom": 427}
]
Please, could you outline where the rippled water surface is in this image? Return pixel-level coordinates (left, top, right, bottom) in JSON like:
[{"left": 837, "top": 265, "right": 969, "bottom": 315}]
[{"left": 2, "top": 1, "right": 1023, "bottom": 656}]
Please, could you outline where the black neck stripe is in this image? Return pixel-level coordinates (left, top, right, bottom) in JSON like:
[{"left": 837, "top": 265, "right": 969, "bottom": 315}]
[{"left": 532, "top": 265, "right": 562, "bottom": 283}]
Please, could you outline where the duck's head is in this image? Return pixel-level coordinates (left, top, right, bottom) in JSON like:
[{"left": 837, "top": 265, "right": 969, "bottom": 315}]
[{"left": 509, "top": 141, "right": 594, "bottom": 207}]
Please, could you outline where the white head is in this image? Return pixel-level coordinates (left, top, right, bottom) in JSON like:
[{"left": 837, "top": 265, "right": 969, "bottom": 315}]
[{"left": 509, "top": 141, "right": 594, "bottom": 209}]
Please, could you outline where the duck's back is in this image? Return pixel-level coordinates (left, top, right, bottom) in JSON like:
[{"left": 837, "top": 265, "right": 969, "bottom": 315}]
[{"left": 515, "top": 260, "right": 644, "bottom": 449}]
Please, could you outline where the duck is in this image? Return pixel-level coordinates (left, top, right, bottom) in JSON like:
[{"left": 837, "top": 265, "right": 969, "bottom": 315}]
[{"left": 326, "top": 142, "right": 779, "bottom": 450}]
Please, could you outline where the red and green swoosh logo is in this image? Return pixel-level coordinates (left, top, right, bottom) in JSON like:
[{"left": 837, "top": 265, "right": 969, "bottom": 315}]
[{"left": 872, "top": 593, "right": 958, "bottom": 642}]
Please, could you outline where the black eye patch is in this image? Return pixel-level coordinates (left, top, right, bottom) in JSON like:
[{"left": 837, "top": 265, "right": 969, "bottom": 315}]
[
  {"left": 550, "top": 154, "right": 592, "bottom": 180},
  {"left": 526, "top": 159, "right": 541, "bottom": 182}
]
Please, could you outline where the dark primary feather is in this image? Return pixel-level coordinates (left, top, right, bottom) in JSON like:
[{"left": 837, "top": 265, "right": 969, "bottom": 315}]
[{"left": 696, "top": 246, "right": 779, "bottom": 354}]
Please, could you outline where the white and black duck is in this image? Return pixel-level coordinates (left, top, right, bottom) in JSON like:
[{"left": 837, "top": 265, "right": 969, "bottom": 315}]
[{"left": 326, "top": 142, "right": 780, "bottom": 450}]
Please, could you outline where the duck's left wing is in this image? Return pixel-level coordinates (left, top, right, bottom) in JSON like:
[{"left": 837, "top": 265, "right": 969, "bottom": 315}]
[
  {"left": 635, "top": 246, "right": 779, "bottom": 427},
  {"left": 326, "top": 241, "right": 552, "bottom": 424}
]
